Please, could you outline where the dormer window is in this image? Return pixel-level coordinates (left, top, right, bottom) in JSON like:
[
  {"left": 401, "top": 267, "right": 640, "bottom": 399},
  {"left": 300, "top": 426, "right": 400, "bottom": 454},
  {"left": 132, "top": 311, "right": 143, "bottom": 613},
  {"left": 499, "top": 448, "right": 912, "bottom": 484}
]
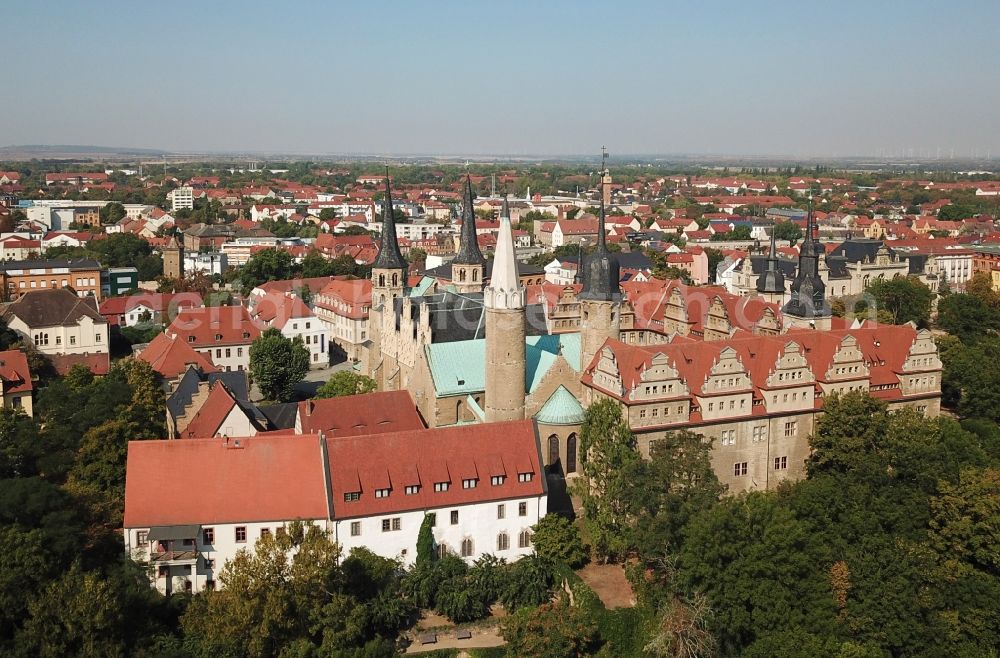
[
  {"left": 243, "top": 331, "right": 251, "bottom": 339},
  {"left": 490, "top": 475, "right": 505, "bottom": 486},
  {"left": 518, "top": 472, "right": 533, "bottom": 483},
  {"left": 344, "top": 492, "right": 361, "bottom": 502},
  {"left": 374, "top": 488, "right": 390, "bottom": 499},
  {"left": 462, "top": 478, "right": 478, "bottom": 489},
  {"left": 434, "top": 482, "right": 449, "bottom": 492},
  {"left": 405, "top": 485, "right": 420, "bottom": 495},
  {"left": 215, "top": 333, "right": 223, "bottom": 341}
]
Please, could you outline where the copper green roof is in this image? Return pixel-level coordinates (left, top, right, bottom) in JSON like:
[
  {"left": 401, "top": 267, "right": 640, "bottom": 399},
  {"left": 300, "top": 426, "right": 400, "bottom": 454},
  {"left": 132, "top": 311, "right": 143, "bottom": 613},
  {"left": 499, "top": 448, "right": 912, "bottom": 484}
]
[
  {"left": 533, "top": 385, "right": 585, "bottom": 425},
  {"left": 425, "top": 332, "right": 582, "bottom": 398}
]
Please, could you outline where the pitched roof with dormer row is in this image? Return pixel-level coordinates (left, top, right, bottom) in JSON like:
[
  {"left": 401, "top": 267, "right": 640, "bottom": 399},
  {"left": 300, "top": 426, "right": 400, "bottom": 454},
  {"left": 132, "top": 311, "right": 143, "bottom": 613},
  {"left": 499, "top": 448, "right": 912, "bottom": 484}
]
[
  {"left": 296, "top": 390, "right": 425, "bottom": 438},
  {"left": 165, "top": 305, "right": 262, "bottom": 348}
]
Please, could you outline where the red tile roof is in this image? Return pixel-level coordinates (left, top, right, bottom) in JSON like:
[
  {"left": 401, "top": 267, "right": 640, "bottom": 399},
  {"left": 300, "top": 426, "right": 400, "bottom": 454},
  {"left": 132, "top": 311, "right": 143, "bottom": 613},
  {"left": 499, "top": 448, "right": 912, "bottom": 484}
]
[
  {"left": 297, "top": 390, "right": 424, "bottom": 438},
  {"left": 50, "top": 352, "right": 110, "bottom": 376},
  {"left": 165, "top": 305, "right": 262, "bottom": 348},
  {"left": 0, "top": 349, "right": 32, "bottom": 394},
  {"left": 138, "top": 333, "right": 218, "bottom": 379},
  {"left": 181, "top": 381, "right": 247, "bottom": 438},
  {"left": 124, "top": 434, "right": 329, "bottom": 527},
  {"left": 327, "top": 419, "right": 544, "bottom": 520},
  {"left": 99, "top": 292, "right": 203, "bottom": 323}
]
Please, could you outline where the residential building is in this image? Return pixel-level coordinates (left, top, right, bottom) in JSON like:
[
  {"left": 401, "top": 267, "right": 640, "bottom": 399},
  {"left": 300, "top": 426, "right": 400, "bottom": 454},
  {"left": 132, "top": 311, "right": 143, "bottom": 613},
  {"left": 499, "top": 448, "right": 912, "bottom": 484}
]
[
  {"left": 295, "top": 390, "right": 425, "bottom": 437},
  {"left": 312, "top": 278, "right": 371, "bottom": 363},
  {"left": 122, "top": 419, "right": 547, "bottom": 593},
  {"left": 168, "top": 186, "right": 195, "bottom": 212},
  {"left": 164, "top": 306, "right": 262, "bottom": 372},
  {"left": 250, "top": 292, "right": 328, "bottom": 368},
  {"left": 0, "top": 258, "right": 103, "bottom": 301},
  {"left": 101, "top": 266, "right": 139, "bottom": 296},
  {"left": 1, "top": 288, "right": 109, "bottom": 375},
  {"left": 137, "top": 332, "right": 217, "bottom": 382},
  {"left": 0, "top": 349, "right": 32, "bottom": 416},
  {"left": 100, "top": 292, "right": 203, "bottom": 327},
  {"left": 183, "top": 251, "right": 228, "bottom": 276}
]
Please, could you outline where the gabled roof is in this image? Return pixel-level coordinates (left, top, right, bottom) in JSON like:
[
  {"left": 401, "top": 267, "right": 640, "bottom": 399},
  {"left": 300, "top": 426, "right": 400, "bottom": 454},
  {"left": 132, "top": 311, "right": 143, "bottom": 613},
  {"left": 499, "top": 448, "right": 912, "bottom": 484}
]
[
  {"left": 166, "top": 368, "right": 248, "bottom": 422},
  {"left": 181, "top": 380, "right": 264, "bottom": 438},
  {"left": 327, "top": 419, "right": 544, "bottom": 520},
  {"left": 297, "top": 390, "right": 424, "bottom": 438},
  {"left": 0, "top": 349, "right": 32, "bottom": 394},
  {"left": 124, "top": 434, "right": 329, "bottom": 527},
  {"left": 165, "top": 305, "right": 262, "bottom": 347},
  {"left": 138, "top": 333, "right": 218, "bottom": 380},
  {"left": 99, "top": 292, "right": 202, "bottom": 319}
]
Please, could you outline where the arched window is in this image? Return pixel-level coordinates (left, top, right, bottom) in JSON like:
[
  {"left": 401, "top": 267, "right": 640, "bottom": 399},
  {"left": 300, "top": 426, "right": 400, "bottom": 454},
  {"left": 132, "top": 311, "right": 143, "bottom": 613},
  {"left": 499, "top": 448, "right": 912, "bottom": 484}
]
[
  {"left": 458, "top": 268, "right": 466, "bottom": 282},
  {"left": 548, "top": 435, "right": 560, "bottom": 466},
  {"left": 378, "top": 274, "right": 385, "bottom": 287},
  {"left": 472, "top": 269, "right": 479, "bottom": 282},
  {"left": 461, "top": 538, "right": 474, "bottom": 557},
  {"left": 497, "top": 532, "right": 509, "bottom": 551},
  {"left": 518, "top": 530, "right": 532, "bottom": 548},
  {"left": 392, "top": 273, "right": 398, "bottom": 287},
  {"left": 567, "top": 434, "right": 578, "bottom": 474},
  {"left": 456, "top": 399, "right": 464, "bottom": 422},
  {"left": 436, "top": 544, "right": 449, "bottom": 559}
]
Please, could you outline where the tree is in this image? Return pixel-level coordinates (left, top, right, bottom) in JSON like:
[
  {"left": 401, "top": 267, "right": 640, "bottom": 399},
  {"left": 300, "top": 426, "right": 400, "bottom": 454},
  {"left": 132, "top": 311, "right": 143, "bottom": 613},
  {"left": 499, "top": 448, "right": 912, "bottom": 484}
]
[
  {"left": 416, "top": 513, "right": 436, "bottom": 565},
  {"left": 772, "top": 221, "right": 803, "bottom": 244},
  {"left": 239, "top": 248, "right": 296, "bottom": 294},
  {"left": 499, "top": 555, "right": 555, "bottom": 611},
  {"left": 500, "top": 598, "right": 597, "bottom": 658},
  {"left": 964, "top": 272, "right": 1000, "bottom": 309},
  {"left": 531, "top": 515, "right": 588, "bottom": 568},
  {"left": 644, "top": 594, "right": 717, "bottom": 658},
  {"left": 249, "top": 328, "right": 310, "bottom": 402},
  {"left": 407, "top": 247, "right": 427, "bottom": 264},
  {"left": 16, "top": 563, "right": 125, "bottom": 658},
  {"left": 315, "top": 370, "right": 376, "bottom": 398},
  {"left": 318, "top": 208, "right": 339, "bottom": 221},
  {"left": 577, "top": 398, "right": 639, "bottom": 562},
  {"left": 864, "top": 276, "right": 932, "bottom": 327},
  {"left": 99, "top": 202, "right": 127, "bottom": 225},
  {"left": 928, "top": 467, "right": 1000, "bottom": 575},
  {"left": 299, "top": 249, "right": 334, "bottom": 278},
  {"left": 937, "top": 293, "right": 1000, "bottom": 343}
]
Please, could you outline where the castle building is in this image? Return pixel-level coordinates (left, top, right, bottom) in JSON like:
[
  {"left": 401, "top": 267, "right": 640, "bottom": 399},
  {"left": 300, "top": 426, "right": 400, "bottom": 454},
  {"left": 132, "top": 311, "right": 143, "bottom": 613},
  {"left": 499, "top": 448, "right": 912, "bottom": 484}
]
[
  {"left": 756, "top": 229, "right": 786, "bottom": 304},
  {"left": 782, "top": 204, "right": 832, "bottom": 330},
  {"left": 578, "top": 192, "right": 622, "bottom": 369}
]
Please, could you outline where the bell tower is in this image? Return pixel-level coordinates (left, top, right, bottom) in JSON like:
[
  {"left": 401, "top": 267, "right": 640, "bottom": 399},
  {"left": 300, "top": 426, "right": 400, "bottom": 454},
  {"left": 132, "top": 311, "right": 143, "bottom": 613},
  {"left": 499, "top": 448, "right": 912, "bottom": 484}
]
[
  {"left": 782, "top": 196, "right": 831, "bottom": 330},
  {"left": 484, "top": 196, "right": 526, "bottom": 422},
  {"left": 367, "top": 171, "right": 409, "bottom": 388},
  {"left": 451, "top": 176, "right": 486, "bottom": 293},
  {"left": 579, "top": 150, "right": 622, "bottom": 370}
]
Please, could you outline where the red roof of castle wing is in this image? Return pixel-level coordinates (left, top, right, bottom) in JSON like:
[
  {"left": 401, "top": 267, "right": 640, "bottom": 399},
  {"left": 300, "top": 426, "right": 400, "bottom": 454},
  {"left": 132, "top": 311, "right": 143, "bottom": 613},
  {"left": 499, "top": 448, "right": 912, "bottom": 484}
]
[
  {"left": 326, "top": 419, "right": 544, "bottom": 520},
  {"left": 0, "top": 349, "right": 32, "bottom": 394},
  {"left": 124, "top": 434, "right": 329, "bottom": 528},
  {"left": 165, "top": 305, "right": 263, "bottom": 347},
  {"left": 138, "top": 332, "right": 218, "bottom": 379},
  {"left": 297, "top": 390, "right": 424, "bottom": 438}
]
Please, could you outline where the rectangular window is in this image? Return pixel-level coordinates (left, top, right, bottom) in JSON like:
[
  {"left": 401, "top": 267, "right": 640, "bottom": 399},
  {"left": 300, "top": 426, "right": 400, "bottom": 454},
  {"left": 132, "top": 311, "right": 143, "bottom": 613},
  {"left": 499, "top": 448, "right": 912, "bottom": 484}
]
[
  {"left": 237, "top": 347, "right": 243, "bottom": 357},
  {"left": 351, "top": 521, "right": 361, "bottom": 536},
  {"left": 450, "top": 510, "right": 459, "bottom": 525},
  {"left": 344, "top": 492, "right": 361, "bottom": 502},
  {"left": 202, "top": 528, "right": 215, "bottom": 545},
  {"left": 392, "top": 517, "right": 401, "bottom": 531},
  {"left": 375, "top": 488, "right": 390, "bottom": 498},
  {"left": 260, "top": 528, "right": 270, "bottom": 539},
  {"left": 774, "top": 456, "right": 788, "bottom": 470},
  {"left": 434, "top": 482, "right": 449, "bottom": 492},
  {"left": 382, "top": 519, "right": 391, "bottom": 532},
  {"left": 95, "top": 333, "right": 101, "bottom": 342},
  {"left": 462, "top": 478, "right": 477, "bottom": 489},
  {"left": 519, "top": 502, "right": 527, "bottom": 517},
  {"left": 733, "top": 462, "right": 748, "bottom": 476},
  {"left": 137, "top": 530, "right": 148, "bottom": 545},
  {"left": 784, "top": 421, "right": 797, "bottom": 437},
  {"left": 235, "top": 526, "right": 247, "bottom": 542},
  {"left": 225, "top": 348, "right": 231, "bottom": 358},
  {"left": 518, "top": 472, "right": 533, "bottom": 483},
  {"left": 497, "top": 504, "right": 505, "bottom": 519},
  {"left": 405, "top": 485, "right": 420, "bottom": 495},
  {"left": 69, "top": 335, "right": 76, "bottom": 345},
  {"left": 490, "top": 475, "right": 505, "bottom": 486}
]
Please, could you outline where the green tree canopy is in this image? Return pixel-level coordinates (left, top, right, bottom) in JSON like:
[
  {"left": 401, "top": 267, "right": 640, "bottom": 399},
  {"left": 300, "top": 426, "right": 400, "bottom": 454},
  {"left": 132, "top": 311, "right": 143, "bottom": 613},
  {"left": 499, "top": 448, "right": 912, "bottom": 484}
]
[
  {"left": 315, "top": 370, "right": 376, "bottom": 398},
  {"left": 249, "top": 328, "right": 310, "bottom": 402},
  {"left": 864, "top": 276, "right": 933, "bottom": 327}
]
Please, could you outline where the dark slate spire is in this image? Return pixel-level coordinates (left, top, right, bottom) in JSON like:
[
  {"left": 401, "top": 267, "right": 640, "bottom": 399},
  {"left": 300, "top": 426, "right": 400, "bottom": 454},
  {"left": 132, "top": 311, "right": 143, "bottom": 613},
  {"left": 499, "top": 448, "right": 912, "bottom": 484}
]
[
  {"left": 372, "top": 170, "right": 407, "bottom": 271},
  {"left": 579, "top": 184, "right": 621, "bottom": 301},
  {"left": 756, "top": 226, "right": 785, "bottom": 294},
  {"left": 783, "top": 196, "right": 829, "bottom": 318},
  {"left": 453, "top": 176, "right": 485, "bottom": 265}
]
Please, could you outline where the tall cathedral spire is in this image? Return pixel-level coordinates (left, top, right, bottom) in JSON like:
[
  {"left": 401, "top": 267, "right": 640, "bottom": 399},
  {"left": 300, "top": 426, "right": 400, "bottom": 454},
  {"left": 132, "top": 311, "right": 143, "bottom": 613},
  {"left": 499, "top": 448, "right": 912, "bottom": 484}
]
[
  {"left": 454, "top": 176, "right": 485, "bottom": 265},
  {"left": 484, "top": 194, "right": 526, "bottom": 422},
  {"left": 579, "top": 179, "right": 621, "bottom": 301},
  {"left": 372, "top": 170, "right": 407, "bottom": 270}
]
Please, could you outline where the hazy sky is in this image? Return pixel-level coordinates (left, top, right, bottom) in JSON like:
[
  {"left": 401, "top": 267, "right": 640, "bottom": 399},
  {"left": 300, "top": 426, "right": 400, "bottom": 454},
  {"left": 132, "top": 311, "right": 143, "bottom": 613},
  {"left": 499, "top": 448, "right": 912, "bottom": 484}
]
[{"left": 5, "top": 0, "right": 999, "bottom": 157}]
